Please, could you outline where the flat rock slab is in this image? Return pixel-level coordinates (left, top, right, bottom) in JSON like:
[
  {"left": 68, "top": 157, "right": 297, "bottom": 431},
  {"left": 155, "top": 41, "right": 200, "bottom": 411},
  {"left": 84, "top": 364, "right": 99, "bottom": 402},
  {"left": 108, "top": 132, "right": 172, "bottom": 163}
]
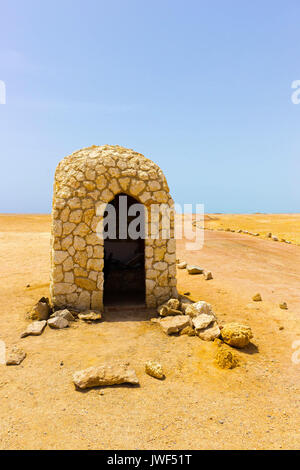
[
  {"left": 48, "top": 317, "right": 69, "bottom": 329},
  {"left": 6, "top": 346, "right": 26, "bottom": 365},
  {"left": 192, "top": 313, "right": 215, "bottom": 331},
  {"left": 78, "top": 311, "right": 102, "bottom": 322},
  {"left": 73, "top": 363, "right": 139, "bottom": 390},
  {"left": 197, "top": 321, "right": 221, "bottom": 341},
  {"left": 51, "top": 309, "right": 75, "bottom": 321},
  {"left": 21, "top": 320, "right": 47, "bottom": 338},
  {"left": 159, "top": 315, "right": 191, "bottom": 335},
  {"left": 186, "top": 265, "right": 204, "bottom": 274}
]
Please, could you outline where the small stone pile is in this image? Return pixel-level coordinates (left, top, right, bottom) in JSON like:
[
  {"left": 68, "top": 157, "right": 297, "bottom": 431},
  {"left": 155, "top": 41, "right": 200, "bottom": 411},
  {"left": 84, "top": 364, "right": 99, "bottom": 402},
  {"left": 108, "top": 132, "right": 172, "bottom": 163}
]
[
  {"left": 154, "top": 298, "right": 221, "bottom": 341},
  {"left": 22, "top": 299, "right": 102, "bottom": 339}
]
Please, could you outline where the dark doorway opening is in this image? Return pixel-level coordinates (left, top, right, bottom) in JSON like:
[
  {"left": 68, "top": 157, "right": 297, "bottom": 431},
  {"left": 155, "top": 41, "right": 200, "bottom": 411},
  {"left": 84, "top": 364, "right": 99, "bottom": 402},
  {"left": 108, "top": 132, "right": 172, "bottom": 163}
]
[{"left": 103, "top": 193, "right": 146, "bottom": 306}]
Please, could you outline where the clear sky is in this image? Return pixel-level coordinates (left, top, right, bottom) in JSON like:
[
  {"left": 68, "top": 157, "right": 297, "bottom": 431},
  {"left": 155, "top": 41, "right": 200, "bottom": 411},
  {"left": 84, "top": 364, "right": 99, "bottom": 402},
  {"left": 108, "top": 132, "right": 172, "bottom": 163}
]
[{"left": 0, "top": 0, "right": 299, "bottom": 213}]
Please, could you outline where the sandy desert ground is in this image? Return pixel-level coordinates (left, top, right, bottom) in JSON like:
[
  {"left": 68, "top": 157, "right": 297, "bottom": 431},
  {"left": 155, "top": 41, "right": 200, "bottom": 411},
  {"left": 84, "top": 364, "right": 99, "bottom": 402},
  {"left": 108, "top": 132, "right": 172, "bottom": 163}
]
[{"left": 0, "top": 213, "right": 299, "bottom": 450}]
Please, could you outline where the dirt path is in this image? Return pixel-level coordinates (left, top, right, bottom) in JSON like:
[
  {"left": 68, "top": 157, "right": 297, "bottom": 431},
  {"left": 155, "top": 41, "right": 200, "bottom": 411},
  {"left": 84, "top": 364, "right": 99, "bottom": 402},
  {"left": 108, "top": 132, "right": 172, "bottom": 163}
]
[{"left": 0, "top": 215, "right": 299, "bottom": 450}]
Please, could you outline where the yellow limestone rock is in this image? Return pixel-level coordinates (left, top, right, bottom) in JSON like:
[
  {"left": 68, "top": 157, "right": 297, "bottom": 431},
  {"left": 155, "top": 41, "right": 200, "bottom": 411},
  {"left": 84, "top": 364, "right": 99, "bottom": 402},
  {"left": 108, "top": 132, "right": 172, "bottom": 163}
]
[
  {"left": 185, "top": 301, "right": 215, "bottom": 319},
  {"left": 6, "top": 346, "right": 26, "bottom": 366},
  {"left": 252, "top": 293, "right": 262, "bottom": 302},
  {"left": 221, "top": 322, "right": 253, "bottom": 349},
  {"left": 159, "top": 315, "right": 191, "bottom": 335},
  {"left": 73, "top": 363, "right": 139, "bottom": 389},
  {"left": 157, "top": 298, "right": 181, "bottom": 317},
  {"left": 279, "top": 302, "right": 288, "bottom": 310},
  {"left": 180, "top": 325, "right": 195, "bottom": 336},
  {"left": 145, "top": 361, "right": 165, "bottom": 380},
  {"left": 214, "top": 345, "right": 239, "bottom": 369}
]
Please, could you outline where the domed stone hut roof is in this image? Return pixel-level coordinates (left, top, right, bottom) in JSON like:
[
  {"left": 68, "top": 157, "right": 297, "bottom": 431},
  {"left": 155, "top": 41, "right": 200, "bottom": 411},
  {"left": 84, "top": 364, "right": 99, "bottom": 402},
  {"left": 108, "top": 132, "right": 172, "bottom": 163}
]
[{"left": 51, "top": 145, "right": 177, "bottom": 311}]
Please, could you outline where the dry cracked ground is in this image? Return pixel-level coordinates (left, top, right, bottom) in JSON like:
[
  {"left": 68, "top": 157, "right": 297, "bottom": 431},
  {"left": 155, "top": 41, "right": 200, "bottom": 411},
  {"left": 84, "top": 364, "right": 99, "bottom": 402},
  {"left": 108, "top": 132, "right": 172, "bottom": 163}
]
[{"left": 0, "top": 214, "right": 299, "bottom": 450}]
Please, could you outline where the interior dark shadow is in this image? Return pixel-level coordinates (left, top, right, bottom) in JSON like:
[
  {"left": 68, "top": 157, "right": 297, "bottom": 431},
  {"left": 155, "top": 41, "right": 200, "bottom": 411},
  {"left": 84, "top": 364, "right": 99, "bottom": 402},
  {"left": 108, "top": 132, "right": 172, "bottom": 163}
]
[{"left": 103, "top": 193, "right": 146, "bottom": 307}]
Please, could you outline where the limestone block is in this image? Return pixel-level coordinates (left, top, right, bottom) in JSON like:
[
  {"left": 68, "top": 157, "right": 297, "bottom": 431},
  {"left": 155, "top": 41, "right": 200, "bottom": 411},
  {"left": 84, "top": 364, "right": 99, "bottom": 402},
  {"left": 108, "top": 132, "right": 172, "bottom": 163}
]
[
  {"left": 61, "top": 235, "right": 73, "bottom": 250},
  {"left": 75, "top": 277, "right": 97, "bottom": 291},
  {"left": 74, "top": 267, "right": 88, "bottom": 277},
  {"left": 63, "top": 256, "right": 74, "bottom": 272},
  {"left": 73, "top": 222, "right": 90, "bottom": 237},
  {"left": 130, "top": 180, "right": 146, "bottom": 196},
  {"left": 82, "top": 198, "right": 94, "bottom": 210},
  {"left": 63, "top": 222, "right": 76, "bottom": 236},
  {"left": 148, "top": 181, "right": 161, "bottom": 191},
  {"left": 96, "top": 175, "right": 107, "bottom": 189},
  {"left": 87, "top": 258, "right": 103, "bottom": 272},
  {"left": 74, "top": 251, "right": 88, "bottom": 268},
  {"left": 101, "top": 189, "right": 114, "bottom": 202},
  {"left": 119, "top": 177, "right": 130, "bottom": 191},
  {"left": 74, "top": 236, "right": 86, "bottom": 251},
  {"left": 53, "top": 220, "right": 62, "bottom": 237},
  {"left": 68, "top": 197, "right": 81, "bottom": 210},
  {"left": 69, "top": 210, "right": 83, "bottom": 224},
  {"left": 53, "top": 251, "right": 69, "bottom": 265},
  {"left": 153, "top": 261, "right": 168, "bottom": 271},
  {"left": 61, "top": 207, "right": 70, "bottom": 223},
  {"left": 53, "top": 282, "right": 76, "bottom": 295}
]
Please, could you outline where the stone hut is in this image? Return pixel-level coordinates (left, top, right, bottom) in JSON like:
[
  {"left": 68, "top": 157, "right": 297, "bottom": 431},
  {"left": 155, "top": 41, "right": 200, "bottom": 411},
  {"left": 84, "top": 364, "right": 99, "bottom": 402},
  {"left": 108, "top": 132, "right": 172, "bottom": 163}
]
[{"left": 50, "top": 145, "right": 177, "bottom": 311}]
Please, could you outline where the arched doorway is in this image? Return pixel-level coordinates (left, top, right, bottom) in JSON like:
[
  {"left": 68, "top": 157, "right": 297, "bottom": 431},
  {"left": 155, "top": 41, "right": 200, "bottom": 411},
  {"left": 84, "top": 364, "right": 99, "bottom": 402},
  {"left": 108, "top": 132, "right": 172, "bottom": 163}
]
[{"left": 103, "top": 193, "right": 146, "bottom": 306}]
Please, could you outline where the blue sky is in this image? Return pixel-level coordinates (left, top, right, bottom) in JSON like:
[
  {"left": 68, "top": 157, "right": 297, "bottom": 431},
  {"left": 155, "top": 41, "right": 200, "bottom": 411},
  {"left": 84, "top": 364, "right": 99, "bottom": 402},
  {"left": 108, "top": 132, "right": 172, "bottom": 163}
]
[{"left": 0, "top": 0, "right": 299, "bottom": 213}]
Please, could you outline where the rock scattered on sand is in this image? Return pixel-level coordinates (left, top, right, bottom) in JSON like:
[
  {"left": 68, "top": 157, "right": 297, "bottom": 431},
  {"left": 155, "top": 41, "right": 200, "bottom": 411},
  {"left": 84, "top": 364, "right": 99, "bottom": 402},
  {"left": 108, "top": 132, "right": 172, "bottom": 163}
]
[
  {"left": 252, "top": 293, "right": 262, "bottom": 302},
  {"left": 51, "top": 309, "right": 75, "bottom": 321},
  {"left": 180, "top": 298, "right": 194, "bottom": 314},
  {"left": 78, "top": 311, "right": 102, "bottom": 322},
  {"left": 158, "top": 305, "right": 182, "bottom": 317},
  {"left": 157, "top": 298, "right": 182, "bottom": 317},
  {"left": 28, "top": 297, "right": 50, "bottom": 321},
  {"left": 221, "top": 322, "right": 253, "bottom": 348},
  {"left": 21, "top": 320, "right": 47, "bottom": 338},
  {"left": 192, "top": 313, "right": 215, "bottom": 331},
  {"left": 145, "top": 361, "right": 165, "bottom": 380},
  {"left": 167, "top": 299, "right": 180, "bottom": 310},
  {"left": 48, "top": 317, "right": 69, "bottom": 329},
  {"left": 272, "top": 236, "right": 278, "bottom": 241},
  {"left": 197, "top": 321, "right": 220, "bottom": 341},
  {"left": 73, "top": 363, "right": 139, "bottom": 390},
  {"left": 267, "top": 232, "right": 272, "bottom": 238},
  {"left": 185, "top": 301, "right": 214, "bottom": 318},
  {"left": 186, "top": 265, "right": 204, "bottom": 275},
  {"left": 179, "top": 325, "right": 196, "bottom": 336},
  {"left": 177, "top": 261, "right": 187, "bottom": 269},
  {"left": 204, "top": 271, "right": 213, "bottom": 280},
  {"left": 6, "top": 346, "right": 26, "bottom": 365},
  {"left": 279, "top": 302, "right": 288, "bottom": 310},
  {"left": 214, "top": 346, "right": 239, "bottom": 369},
  {"left": 159, "top": 315, "right": 191, "bottom": 335}
]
